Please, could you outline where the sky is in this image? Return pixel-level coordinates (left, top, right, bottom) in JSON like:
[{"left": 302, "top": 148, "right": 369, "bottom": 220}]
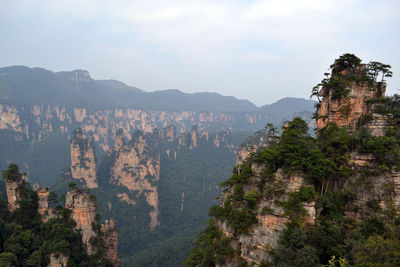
[{"left": 1, "top": 0, "right": 399, "bottom": 106}]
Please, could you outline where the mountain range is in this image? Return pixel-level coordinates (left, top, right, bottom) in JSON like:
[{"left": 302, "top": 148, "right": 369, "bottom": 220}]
[{"left": 0, "top": 66, "right": 314, "bottom": 113}]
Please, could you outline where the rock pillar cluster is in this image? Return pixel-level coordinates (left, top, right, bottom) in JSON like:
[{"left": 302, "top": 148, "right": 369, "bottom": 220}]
[{"left": 63, "top": 190, "right": 121, "bottom": 266}]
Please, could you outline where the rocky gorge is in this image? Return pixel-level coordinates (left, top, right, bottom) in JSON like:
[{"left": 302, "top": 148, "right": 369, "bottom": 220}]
[{"left": 0, "top": 65, "right": 316, "bottom": 266}]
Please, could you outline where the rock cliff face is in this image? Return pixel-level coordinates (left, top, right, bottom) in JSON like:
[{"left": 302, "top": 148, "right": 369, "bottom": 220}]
[
  {"left": 111, "top": 130, "right": 160, "bottom": 229},
  {"left": 218, "top": 169, "right": 316, "bottom": 264},
  {"left": 160, "top": 124, "right": 176, "bottom": 143},
  {"left": 37, "top": 187, "right": 53, "bottom": 222},
  {"left": 191, "top": 125, "right": 198, "bottom": 149},
  {"left": 70, "top": 128, "right": 98, "bottom": 188},
  {"left": 101, "top": 219, "right": 122, "bottom": 267},
  {"left": 65, "top": 190, "right": 98, "bottom": 255},
  {"left": 64, "top": 189, "right": 121, "bottom": 265},
  {"left": 346, "top": 152, "right": 400, "bottom": 219},
  {"left": 236, "top": 128, "right": 272, "bottom": 166},
  {"left": 107, "top": 125, "right": 237, "bottom": 230},
  {"left": 0, "top": 103, "right": 269, "bottom": 148},
  {"left": 316, "top": 66, "right": 387, "bottom": 135},
  {"left": 100, "top": 123, "right": 242, "bottom": 264},
  {"left": 5, "top": 179, "right": 23, "bottom": 212},
  {"left": 315, "top": 64, "right": 399, "bottom": 217},
  {"left": 53, "top": 188, "right": 122, "bottom": 265}
]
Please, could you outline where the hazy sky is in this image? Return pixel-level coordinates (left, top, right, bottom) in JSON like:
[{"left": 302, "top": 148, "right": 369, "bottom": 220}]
[{"left": 1, "top": 0, "right": 399, "bottom": 106}]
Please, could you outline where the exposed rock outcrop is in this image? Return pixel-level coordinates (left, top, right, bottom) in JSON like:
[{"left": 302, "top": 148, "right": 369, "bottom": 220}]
[
  {"left": 101, "top": 219, "right": 122, "bottom": 267},
  {"left": 65, "top": 190, "right": 98, "bottom": 255},
  {"left": 218, "top": 168, "right": 316, "bottom": 264},
  {"left": 316, "top": 65, "right": 387, "bottom": 135},
  {"left": 37, "top": 187, "right": 54, "bottom": 222},
  {"left": 160, "top": 124, "right": 176, "bottom": 143},
  {"left": 315, "top": 65, "right": 399, "bottom": 218},
  {"left": 111, "top": 130, "right": 160, "bottom": 229},
  {"left": 4, "top": 167, "right": 24, "bottom": 212},
  {"left": 0, "top": 103, "right": 273, "bottom": 151},
  {"left": 5, "top": 179, "right": 23, "bottom": 212},
  {"left": 190, "top": 125, "right": 198, "bottom": 149},
  {"left": 70, "top": 128, "right": 98, "bottom": 188},
  {"left": 62, "top": 189, "right": 121, "bottom": 265},
  {"left": 236, "top": 128, "right": 271, "bottom": 166},
  {"left": 48, "top": 253, "right": 69, "bottom": 267},
  {"left": 178, "top": 130, "right": 189, "bottom": 149},
  {"left": 114, "top": 128, "right": 125, "bottom": 151}
]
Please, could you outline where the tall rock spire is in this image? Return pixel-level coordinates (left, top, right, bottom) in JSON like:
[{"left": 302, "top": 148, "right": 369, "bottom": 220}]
[{"left": 70, "top": 128, "right": 98, "bottom": 188}]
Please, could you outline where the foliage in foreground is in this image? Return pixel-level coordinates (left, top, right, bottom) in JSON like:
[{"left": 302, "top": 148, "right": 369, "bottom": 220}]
[
  {"left": 0, "top": 164, "right": 112, "bottom": 267},
  {"left": 186, "top": 73, "right": 400, "bottom": 266}
]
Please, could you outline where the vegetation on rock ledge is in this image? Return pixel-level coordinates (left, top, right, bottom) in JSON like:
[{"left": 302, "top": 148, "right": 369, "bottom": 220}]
[
  {"left": 186, "top": 54, "right": 400, "bottom": 267},
  {"left": 0, "top": 164, "right": 112, "bottom": 267}
]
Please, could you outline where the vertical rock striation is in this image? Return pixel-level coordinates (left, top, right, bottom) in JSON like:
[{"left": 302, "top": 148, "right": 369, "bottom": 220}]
[
  {"left": 316, "top": 65, "right": 387, "bottom": 135},
  {"left": 190, "top": 125, "right": 198, "bottom": 149},
  {"left": 64, "top": 189, "right": 121, "bottom": 265},
  {"left": 111, "top": 130, "right": 160, "bottom": 229},
  {"left": 37, "top": 187, "right": 53, "bottom": 222},
  {"left": 70, "top": 128, "right": 98, "bottom": 188},
  {"left": 5, "top": 179, "right": 23, "bottom": 212},
  {"left": 65, "top": 190, "right": 98, "bottom": 255},
  {"left": 101, "top": 219, "right": 122, "bottom": 267},
  {"left": 160, "top": 124, "right": 176, "bottom": 143},
  {"left": 4, "top": 165, "right": 24, "bottom": 212}
]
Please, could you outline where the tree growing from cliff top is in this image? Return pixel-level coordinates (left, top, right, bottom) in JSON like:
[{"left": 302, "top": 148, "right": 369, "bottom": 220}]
[
  {"left": 68, "top": 182, "right": 77, "bottom": 189},
  {"left": 311, "top": 54, "right": 392, "bottom": 103},
  {"left": 330, "top": 53, "right": 361, "bottom": 73},
  {"left": 2, "top": 164, "right": 22, "bottom": 182},
  {"left": 367, "top": 61, "right": 393, "bottom": 82}
]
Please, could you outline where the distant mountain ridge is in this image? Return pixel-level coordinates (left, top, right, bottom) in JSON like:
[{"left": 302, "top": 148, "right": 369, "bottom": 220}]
[
  {"left": 0, "top": 66, "right": 256, "bottom": 112},
  {"left": 0, "top": 66, "right": 315, "bottom": 113},
  {"left": 259, "top": 97, "right": 316, "bottom": 116}
]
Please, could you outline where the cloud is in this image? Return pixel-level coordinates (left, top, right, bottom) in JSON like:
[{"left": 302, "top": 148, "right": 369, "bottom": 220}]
[{"left": 1, "top": 0, "right": 399, "bottom": 105}]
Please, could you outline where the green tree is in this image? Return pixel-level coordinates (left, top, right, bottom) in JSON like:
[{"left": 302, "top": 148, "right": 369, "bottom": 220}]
[
  {"left": 330, "top": 53, "right": 362, "bottom": 73},
  {"left": 354, "top": 235, "right": 400, "bottom": 266},
  {"left": 0, "top": 252, "right": 18, "bottom": 267},
  {"left": 2, "top": 164, "right": 22, "bottom": 182},
  {"left": 367, "top": 61, "right": 393, "bottom": 82}
]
